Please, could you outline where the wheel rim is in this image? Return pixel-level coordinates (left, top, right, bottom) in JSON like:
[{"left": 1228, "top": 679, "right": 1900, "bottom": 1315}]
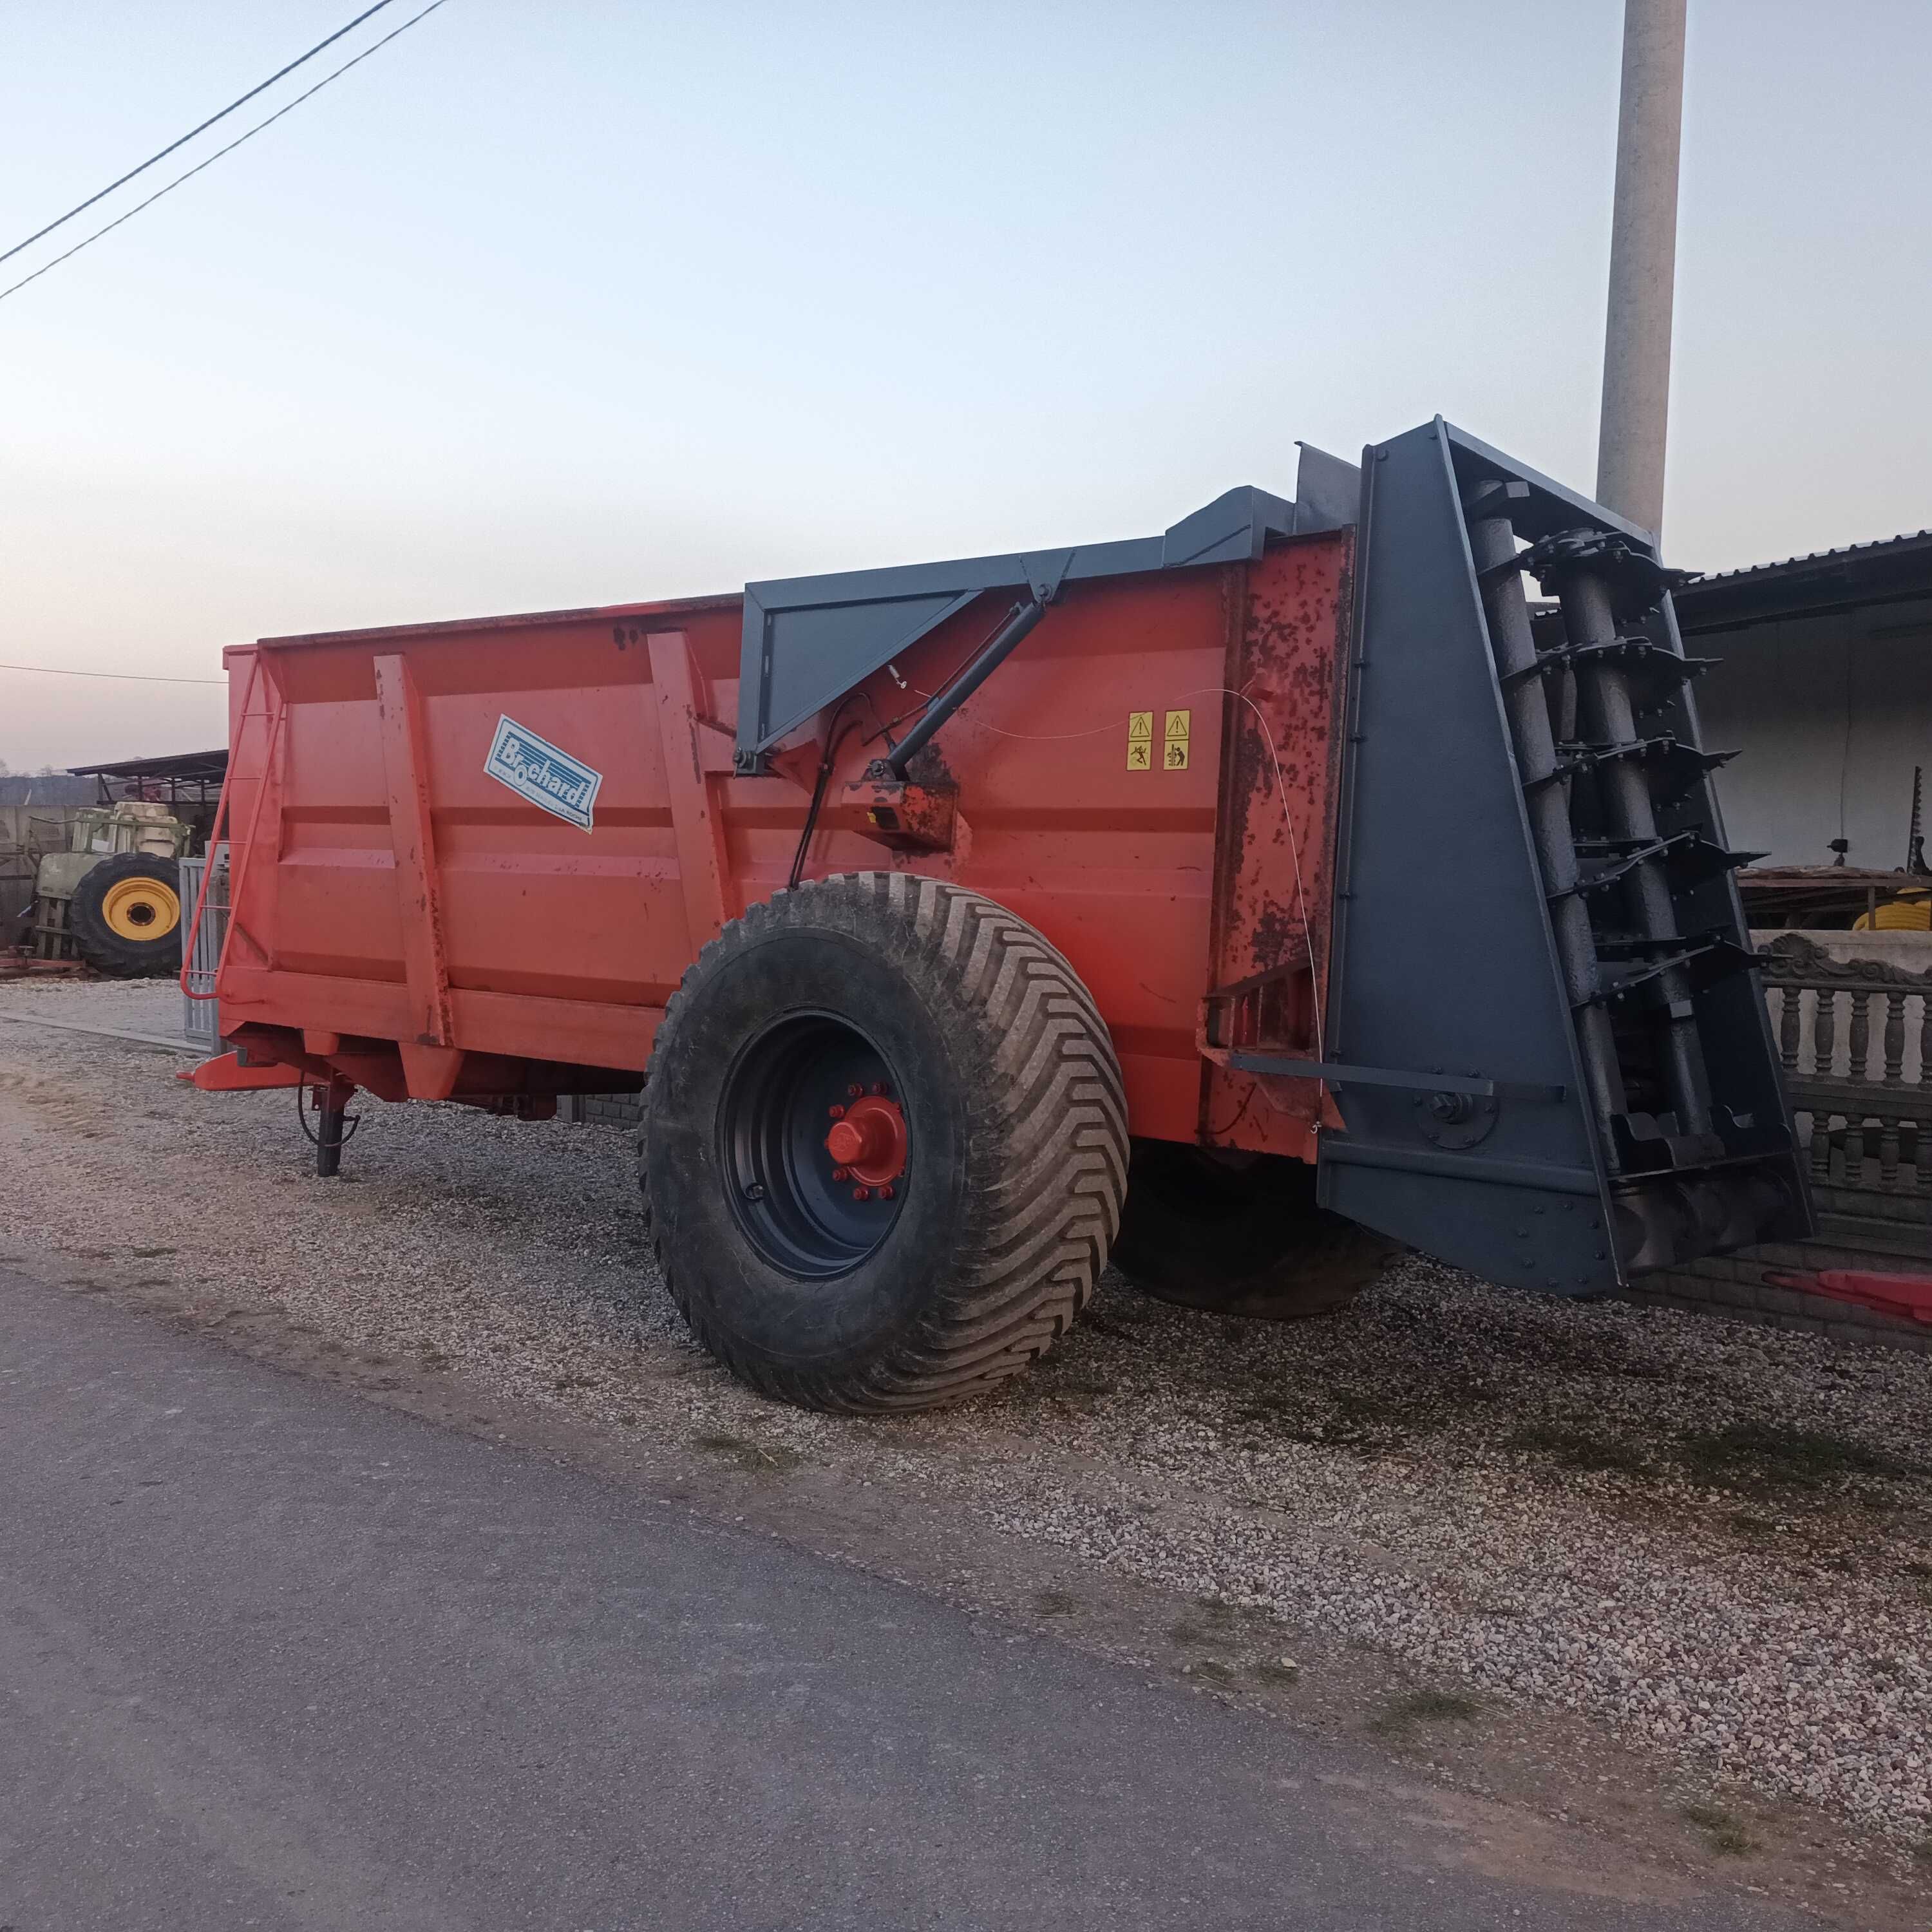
[
  {"left": 100, "top": 876, "right": 180, "bottom": 940},
  {"left": 719, "top": 1012, "right": 909, "bottom": 1279}
]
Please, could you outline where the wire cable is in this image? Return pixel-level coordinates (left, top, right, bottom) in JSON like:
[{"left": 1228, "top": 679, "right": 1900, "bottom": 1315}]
[
  {"left": 862, "top": 605, "right": 1019, "bottom": 752},
  {"left": 0, "top": 1, "right": 398, "bottom": 267},
  {"left": 787, "top": 701, "right": 864, "bottom": 891},
  {"left": 892, "top": 677, "right": 1328, "bottom": 1067},
  {"left": 0, "top": 661, "right": 223, "bottom": 684},
  {"left": 0, "top": 0, "right": 450, "bottom": 305},
  {"left": 294, "top": 1079, "right": 363, "bottom": 1148}
]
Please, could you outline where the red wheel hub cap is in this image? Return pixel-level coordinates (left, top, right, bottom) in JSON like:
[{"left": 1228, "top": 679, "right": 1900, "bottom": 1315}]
[{"left": 824, "top": 1095, "right": 908, "bottom": 1187}]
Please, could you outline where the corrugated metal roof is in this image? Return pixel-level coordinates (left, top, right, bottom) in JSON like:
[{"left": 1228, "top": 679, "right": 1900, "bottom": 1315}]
[
  {"left": 67, "top": 750, "right": 229, "bottom": 782},
  {"left": 1692, "top": 527, "right": 1932, "bottom": 587},
  {"left": 1674, "top": 526, "right": 1932, "bottom": 634}
]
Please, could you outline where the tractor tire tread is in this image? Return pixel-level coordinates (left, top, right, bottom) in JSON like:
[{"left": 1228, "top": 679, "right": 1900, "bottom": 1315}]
[
  {"left": 66, "top": 852, "right": 183, "bottom": 979},
  {"left": 639, "top": 873, "right": 1127, "bottom": 1412}
]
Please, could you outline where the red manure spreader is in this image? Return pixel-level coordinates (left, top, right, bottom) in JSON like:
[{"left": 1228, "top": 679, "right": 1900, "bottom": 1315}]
[{"left": 185, "top": 421, "right": 1811, "bottom": 1408}]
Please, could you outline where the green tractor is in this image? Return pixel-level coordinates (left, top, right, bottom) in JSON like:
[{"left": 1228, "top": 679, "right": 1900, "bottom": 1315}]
[{"left": 33, "top": 801, "right": 192, "bottom": 977}]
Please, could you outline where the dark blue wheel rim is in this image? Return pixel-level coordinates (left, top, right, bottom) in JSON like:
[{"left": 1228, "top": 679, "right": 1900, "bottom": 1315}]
[{"left": 719, "top": 1011, "right": 908, "bottom": 1280}]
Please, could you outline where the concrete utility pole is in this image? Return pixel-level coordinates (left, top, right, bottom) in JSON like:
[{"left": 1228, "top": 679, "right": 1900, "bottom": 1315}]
[{"left": 1596, "top": 0, "right": 1687, "bottom": 539}]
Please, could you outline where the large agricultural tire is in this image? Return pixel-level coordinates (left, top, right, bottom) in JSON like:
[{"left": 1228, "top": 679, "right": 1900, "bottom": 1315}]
[
  {"left": 641, "top": 873, "right": 1128, "bottom": 1412},
  {"left": 1110, "top": 1139, "right": 1398, "bottom": 1321},
  {"left": 67, "top": 852, "right": 183, "bottom": 978}
]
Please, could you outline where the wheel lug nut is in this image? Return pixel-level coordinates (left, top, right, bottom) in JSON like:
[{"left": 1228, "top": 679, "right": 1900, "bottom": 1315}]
[
  {"left": 852, "top": 1186, "right": 871, "bottom": 1201},
  {"left": 831, "top": 1166, "right": 849, "bottom": 1182},
  {"left": 870, "top": 1081, "right": 886, "bottom": 1095},
  {"left": 828, "top": 1104, "right": 845, "bottom": 1119},
  {"left": 847, "top": 1084, "right": 863, "bottom": 1098},
  {"left": 878, "top": 1183, "right": 894, "bottom": 1200}
]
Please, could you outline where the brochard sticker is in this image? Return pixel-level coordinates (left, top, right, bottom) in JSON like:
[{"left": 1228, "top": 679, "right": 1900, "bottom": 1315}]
[{"left": 484, "top": 716, "right": 602, "bottom": 831}]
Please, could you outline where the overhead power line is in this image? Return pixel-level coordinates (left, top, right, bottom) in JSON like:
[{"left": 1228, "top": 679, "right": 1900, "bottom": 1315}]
[
  {"left": 0, "top": 0, "right": 451, "bottom": 305},
  {"left": 0, "top": 661, "right": 224, "bottom": 685},
  {"left": 0, "top": 1, "right": 398, "bottom": 267}
]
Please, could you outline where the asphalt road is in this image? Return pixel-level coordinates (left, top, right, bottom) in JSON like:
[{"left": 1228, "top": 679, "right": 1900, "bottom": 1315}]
[{"left": 0, "top": 1267, "right": 1801, "bottom": 1932}]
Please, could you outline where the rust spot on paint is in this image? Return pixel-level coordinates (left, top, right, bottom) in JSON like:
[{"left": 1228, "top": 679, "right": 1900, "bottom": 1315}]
[{"left": 1202, "top": 532, "right": 1355, "bottom": 1157}]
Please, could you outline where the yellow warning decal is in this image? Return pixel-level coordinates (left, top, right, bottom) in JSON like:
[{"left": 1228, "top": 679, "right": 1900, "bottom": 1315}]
[
  {"left": 1127, "top": 711, "right": 1153, "bottom": 770},
  {"left": 1163, "top": 708, "right": 1191, "bottom": 770}
]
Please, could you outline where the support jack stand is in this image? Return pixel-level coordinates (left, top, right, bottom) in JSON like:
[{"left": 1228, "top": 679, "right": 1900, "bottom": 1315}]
[{"left": 305, "top": 1077, "right": 359, "bottom": 1179}]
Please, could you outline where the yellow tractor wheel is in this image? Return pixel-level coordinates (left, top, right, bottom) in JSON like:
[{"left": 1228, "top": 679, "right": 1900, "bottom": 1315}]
[
  {"left": 68, "top": 853, "right": 185, "bottom": 977},
  {"left": 100, "top": 873, "right": 182, "bottom": 942}
]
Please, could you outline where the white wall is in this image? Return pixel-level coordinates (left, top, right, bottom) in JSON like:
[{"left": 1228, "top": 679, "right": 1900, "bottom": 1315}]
[{"left": 1694, "top": 596, "right": 1932, "bottom": 867}]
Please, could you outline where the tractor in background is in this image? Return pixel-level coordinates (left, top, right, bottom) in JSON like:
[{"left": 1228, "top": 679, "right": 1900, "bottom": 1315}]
[
  {"left": 14, "top": 750, "right": 227, "bottom": 978},
  {"left": 30, "top": 801, "right": 191, "bottom": 976}
]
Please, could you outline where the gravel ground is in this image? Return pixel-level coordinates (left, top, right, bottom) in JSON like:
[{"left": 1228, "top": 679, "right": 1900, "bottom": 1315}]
[{"left": 3, "top": 978, "right": 1929, "bottom": 1859}]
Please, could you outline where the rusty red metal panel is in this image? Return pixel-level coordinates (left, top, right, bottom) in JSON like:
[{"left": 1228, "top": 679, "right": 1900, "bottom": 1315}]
[
  {"left": 373, "top": 653, "right": 453, "bottom": 1048},
  {"left": 840, "top": 779, "right": 958, "bottom": 854},
  {"left": 214, "top": 646, "right": 288, "bottom": 981},
  {"left": 648, "top": 629, "right": 734, "bottom": 947},
  {"left": 1198, "top": 532, "right": 1354, "bottom": 1160},
  {"left": 214, "top": 554, "right": 1352, "bottom": 1148},
  {"left": 253, "top": 613, "right": 718, "bottom": 1011}
]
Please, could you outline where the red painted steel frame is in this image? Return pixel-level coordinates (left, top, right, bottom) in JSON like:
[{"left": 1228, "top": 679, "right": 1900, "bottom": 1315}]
[
  {"left": 178, "top": 1050, "right": 303, "bottom": 1092},
  {"left": 1766, "top": 1269, "right": 1932, "bottom": 1327},
  {"left": 210, "top": 538, "right": 1353, "bottom": 1159}
]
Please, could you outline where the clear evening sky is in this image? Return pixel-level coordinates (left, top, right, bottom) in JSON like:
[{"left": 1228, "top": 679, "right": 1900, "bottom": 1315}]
[{"left": 2, "top": 1, "right": 1926, "bottom": 770}]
